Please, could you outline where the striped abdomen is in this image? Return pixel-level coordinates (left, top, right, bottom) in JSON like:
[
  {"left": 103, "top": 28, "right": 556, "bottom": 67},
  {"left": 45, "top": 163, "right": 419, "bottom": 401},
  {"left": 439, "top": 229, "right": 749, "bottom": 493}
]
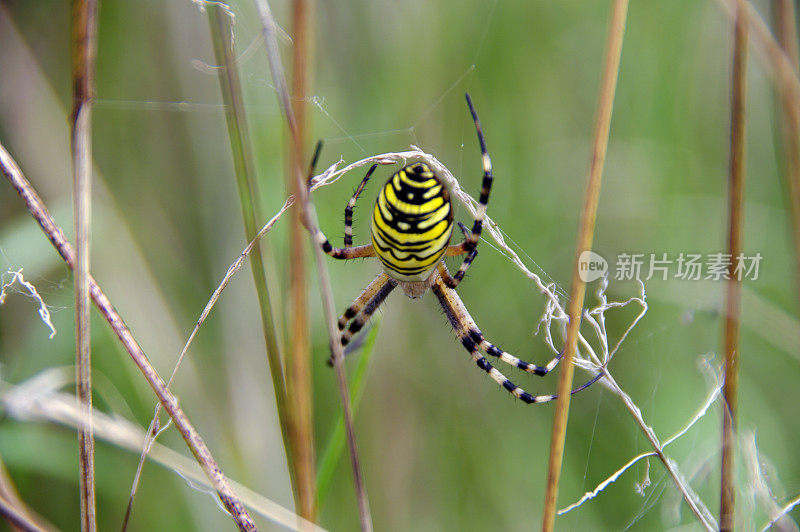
[{"left": 371, "top": 163, "right": 454, "bottom": 282}]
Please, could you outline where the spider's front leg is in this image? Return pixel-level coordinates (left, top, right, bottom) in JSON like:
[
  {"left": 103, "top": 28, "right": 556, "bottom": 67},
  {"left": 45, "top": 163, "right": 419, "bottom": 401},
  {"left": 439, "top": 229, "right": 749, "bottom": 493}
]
[
  {"left": 327, "top": 272, "right": 396, "bottom": 366},
  {"left": 306, "top": 142, "right": 377, "bottom": 260},
  {"left": 441, "top": 93, "right": 494, "bottom": 288}
]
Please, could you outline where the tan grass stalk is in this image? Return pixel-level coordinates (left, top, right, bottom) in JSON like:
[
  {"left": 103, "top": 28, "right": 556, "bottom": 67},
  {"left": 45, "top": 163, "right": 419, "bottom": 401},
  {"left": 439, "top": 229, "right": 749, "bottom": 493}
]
[
  {"left": 720, "top": 4, "right": 748, "bottom": 530},
  {"left": 541, "top": 1, "right": 628, "bottom": 529},
  {"left": 70, "top": 1, "right": 99, "bottom": 529},
  {"left": 286, "top": 0, "right": 317, "bottom": 521},
  {"left": 253, "top": 0, "right": 372, "bottom": 528},
  {"left": 0, "top": 143, "right": 258, "bottom": 532}
]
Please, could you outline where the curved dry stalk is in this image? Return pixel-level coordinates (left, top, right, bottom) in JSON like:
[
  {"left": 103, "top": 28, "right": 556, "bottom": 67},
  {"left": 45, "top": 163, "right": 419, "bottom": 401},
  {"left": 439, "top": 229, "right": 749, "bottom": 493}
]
[
  {"left": 0, "top": 496, "right": 47, "bottom": 532},
  {"left": 0, "top": 142, "right": 259, "bottom": 532},
  {"left": 602, "top": 369, "right": 718, "bottom": 530}
]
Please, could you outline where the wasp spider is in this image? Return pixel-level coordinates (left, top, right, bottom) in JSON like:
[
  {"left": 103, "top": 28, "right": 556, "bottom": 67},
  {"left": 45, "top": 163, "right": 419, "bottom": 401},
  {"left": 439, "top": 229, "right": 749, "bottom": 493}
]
[{"left": 310, "top": 94, "right": 601, "bottom": 404}]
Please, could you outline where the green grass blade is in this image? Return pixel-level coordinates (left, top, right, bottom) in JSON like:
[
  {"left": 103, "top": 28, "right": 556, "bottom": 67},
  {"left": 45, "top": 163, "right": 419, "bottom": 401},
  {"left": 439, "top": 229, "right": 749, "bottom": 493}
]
[{"left": 316, "top": 319, "right": 381, "bottom": 505}]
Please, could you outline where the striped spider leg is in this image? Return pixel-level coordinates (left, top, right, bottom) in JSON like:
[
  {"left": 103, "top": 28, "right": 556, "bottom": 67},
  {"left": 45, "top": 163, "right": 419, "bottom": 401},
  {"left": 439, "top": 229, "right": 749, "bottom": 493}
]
[
  {"left": 432, "top": 263, "right": 602, "bottom": 403},
  {"left": 306, "top": 140, "right": 379, "bottom": 261}
]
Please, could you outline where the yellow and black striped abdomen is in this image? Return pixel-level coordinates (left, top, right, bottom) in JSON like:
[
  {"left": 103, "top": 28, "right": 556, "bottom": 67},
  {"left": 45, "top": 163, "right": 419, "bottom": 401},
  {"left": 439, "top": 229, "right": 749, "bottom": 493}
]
[{"left": 371, "top": 163, "right": 454, "bottom": 282}]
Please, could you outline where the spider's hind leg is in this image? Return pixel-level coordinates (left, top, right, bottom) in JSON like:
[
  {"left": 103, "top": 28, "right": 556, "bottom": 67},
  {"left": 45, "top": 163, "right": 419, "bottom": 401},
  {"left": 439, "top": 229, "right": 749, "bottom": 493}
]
[
  {"left": 431, "top": 275, "right": 600, "bottom": 403},
  {"left": 328, "top": 272, "right": 396, "bottom": 366}
]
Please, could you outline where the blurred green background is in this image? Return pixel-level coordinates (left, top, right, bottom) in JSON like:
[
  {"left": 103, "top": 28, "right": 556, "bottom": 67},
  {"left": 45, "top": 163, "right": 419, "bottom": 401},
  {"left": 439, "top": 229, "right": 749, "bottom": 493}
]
[{"left": 1, "top": 0, "right": 799, "bottom": 530}]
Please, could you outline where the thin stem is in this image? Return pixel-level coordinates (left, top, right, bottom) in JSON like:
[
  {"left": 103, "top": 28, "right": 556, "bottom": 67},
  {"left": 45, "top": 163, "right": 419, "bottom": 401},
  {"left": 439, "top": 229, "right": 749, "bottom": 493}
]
[
  {"left": 720, "top": 4, "right": 748, "bottom": 530},
  {"left": 71, "top": 0, "right": 99, "bottom": 529},
  {"left": 541, "top": 1, "right": 628, "bottom": 529},
  {"left": 286, "top": 0, "right": 317, "bottom": 521},
  {"left": 205, "top": 0, "right": 295, "bottom": 497},
  {"left": 0, "top": 143, "right": 259, "bottom": 532},
  {"left": 253, "top": 1, "right": 372, "bottom": 528}
]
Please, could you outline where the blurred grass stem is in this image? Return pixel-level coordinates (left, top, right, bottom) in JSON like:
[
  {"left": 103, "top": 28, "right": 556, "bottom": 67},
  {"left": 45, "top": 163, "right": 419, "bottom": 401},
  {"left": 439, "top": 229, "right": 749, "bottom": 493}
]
[
  {"left": 205, "top": 0, "right": 297, "bottom": 503},
  {"left": 772, "top": 0, "right": 800, "bottom": 307},
  {"left": 71, "top": 0, "right": 99, "bottom": 529}
]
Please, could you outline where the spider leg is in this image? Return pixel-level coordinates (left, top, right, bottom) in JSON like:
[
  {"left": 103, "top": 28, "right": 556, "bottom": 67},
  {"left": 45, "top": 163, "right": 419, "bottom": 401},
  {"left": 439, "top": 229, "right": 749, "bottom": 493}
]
[
  {"left": 437, "top": 263, "right": 556, "bottom": 373},
  {"left": 306, "top": 142, "right": 377, "bottom": 259},
  {"left": 439, "top": 227, "right": 478, "bottom": 289},
  {"left": 328, "top": 272, "right": 396, "bottom": 365},
  {"left": 463, "top": 94, "right": 494, "bottom": 251},
  {"left": 431, "top": 276, "right": 601, "bottom": 403},
  {"left": 442, "top": 95, "right": 492, "bottom": 283},
  {"left": 344, "top": 164, "right": 378, "bottom": 247}
]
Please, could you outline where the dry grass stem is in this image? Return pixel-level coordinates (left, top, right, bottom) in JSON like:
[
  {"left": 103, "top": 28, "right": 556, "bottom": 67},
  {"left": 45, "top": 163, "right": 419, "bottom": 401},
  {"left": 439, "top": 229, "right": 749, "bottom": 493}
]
[
  {"left": 205, "top": 1, "right": 293, "bottom": 483},
  {"left": 127, "top": 3, "right": 298, "bottom": 527},
  {"left": 0, "top": 142, "right": 258, "bottom": 531},
  {"left": 542, "top": 1, "right": 628, "bottom": 529},
  {"left": 286, "top": 0, "right": 317, "bottom": 520},
  {"left": 720, "top": 3, "right": 748, "bottom": 529},
  {"left": 71, "top": 0, "right": 100, "bottom": 528},
  {"left": 601, "top": 368, "right": 718, "bottom": 530}
]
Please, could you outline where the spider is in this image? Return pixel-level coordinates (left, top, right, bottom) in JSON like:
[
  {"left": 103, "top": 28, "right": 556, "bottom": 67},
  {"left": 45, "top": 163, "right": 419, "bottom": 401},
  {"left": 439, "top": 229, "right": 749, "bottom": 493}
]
[{"left": 309, "top": 93, "right": 601, "bottom": 404}]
